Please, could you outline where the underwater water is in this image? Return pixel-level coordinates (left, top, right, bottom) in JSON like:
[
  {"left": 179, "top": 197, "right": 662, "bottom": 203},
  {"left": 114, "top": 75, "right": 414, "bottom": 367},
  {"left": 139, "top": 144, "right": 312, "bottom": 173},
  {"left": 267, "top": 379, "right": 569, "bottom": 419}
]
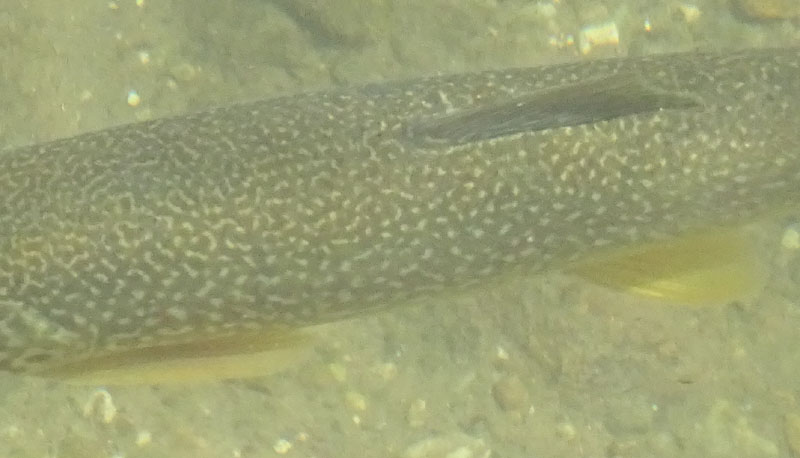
[{"left": 1, "top": 1, "right": 800, "bottom": 457}]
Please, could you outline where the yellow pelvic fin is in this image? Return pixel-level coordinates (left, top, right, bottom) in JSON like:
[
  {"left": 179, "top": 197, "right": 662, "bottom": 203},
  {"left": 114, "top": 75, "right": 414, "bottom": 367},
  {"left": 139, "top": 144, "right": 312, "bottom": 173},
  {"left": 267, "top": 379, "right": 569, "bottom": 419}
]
[
  {"left": 567, "top": 229, "right": 766, "bottom": 306},
  {"left": 37, "top": 328, "right": 313, "bottom": 385}
]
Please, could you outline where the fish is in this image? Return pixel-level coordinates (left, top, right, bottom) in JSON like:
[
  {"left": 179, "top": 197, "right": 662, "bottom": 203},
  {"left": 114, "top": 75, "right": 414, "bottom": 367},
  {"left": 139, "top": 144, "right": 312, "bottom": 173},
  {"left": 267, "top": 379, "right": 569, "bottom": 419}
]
[{"left": 1, "top": 47, "right": 799, "bottom": 383}]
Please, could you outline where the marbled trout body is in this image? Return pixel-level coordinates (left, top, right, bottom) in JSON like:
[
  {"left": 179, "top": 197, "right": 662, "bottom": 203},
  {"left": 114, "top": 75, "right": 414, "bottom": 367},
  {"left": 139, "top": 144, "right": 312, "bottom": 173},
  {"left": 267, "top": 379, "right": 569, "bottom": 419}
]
[{"left": 1, "top": 48, "right": 799, "bottom": 379}]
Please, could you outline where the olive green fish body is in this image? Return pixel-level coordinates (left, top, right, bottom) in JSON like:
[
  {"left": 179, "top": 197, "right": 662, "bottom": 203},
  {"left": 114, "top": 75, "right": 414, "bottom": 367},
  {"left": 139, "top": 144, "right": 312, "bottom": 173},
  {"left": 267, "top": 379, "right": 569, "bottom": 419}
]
[{"left": 1, "top": 48, "right": 799, "bottom": 374}]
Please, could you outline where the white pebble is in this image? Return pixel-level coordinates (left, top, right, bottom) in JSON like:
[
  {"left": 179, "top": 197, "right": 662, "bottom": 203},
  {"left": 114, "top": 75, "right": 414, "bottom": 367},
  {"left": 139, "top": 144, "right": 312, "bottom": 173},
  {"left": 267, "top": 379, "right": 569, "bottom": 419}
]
[
  {"left": 82, "top": 389, "right": 117, "bottom": 424},
  {"left": 127, "top": 90, "right": 141, "bottom": 107},
  {"left": 782, "top": 227, "right": 800, "bottom": 250},
  {"left": 136, "top": 430, "right": 152, "bottom": 447},
  {"left": 273, "top": 438, "right": 292, "bottom": 454},
  {"left": 677, "top": 4, "right": 701, "bottom": 23},
  {"left": 578, "top": 22, "right": 619, "bottom": 55}
]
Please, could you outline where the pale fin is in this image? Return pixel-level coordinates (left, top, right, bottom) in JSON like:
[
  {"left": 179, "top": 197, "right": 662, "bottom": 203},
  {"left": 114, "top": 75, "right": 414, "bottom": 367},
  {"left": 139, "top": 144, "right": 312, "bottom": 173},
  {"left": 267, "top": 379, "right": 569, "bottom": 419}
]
[
  {"left": 567, "top": 229, "right": 766, "bottom": 306},
  {"left": 36, "top": 328, "right": 313, "bottom": 385},
  {"left": 406, "top": 72, "right": 700, "bottom": 146}
]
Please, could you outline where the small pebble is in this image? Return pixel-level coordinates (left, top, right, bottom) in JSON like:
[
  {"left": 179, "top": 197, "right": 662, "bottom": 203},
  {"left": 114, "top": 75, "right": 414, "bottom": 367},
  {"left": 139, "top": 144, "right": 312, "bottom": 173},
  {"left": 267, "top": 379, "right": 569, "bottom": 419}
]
[
  {"left": 495, "top": 346, "right": 509, "bottom": 361},
  {"left": 534, "top": 2, "right": 557, "bottom": 19},
  {"left": 126, "top": 90, "right": 141, "bottom": 107},
  {"left": 2, "top": 425, "right": 21, "bottom": 439},
  {"left": 345, "top": 391, "right": 367, "bottom": 411},
  {"left": 135, "top": 430, "right": 152, "bottom": 447},
  {"left": 273, "top": 438, "right": 292, "bottom": 455},
  {"left": 782, "top": 226, "right": 800, "bottom": 250},
  {"left": 491, "top": 375, "right": 529, "bottom": 412},
  {"left": 677, "top": 4, "right": 701, "bottom": 22},
  {"left": 556, "top": 422, "right": 577, "bottom": 441},
  {"left": 406, "top": 399, "right": 428, "bottom": 428},
  {"left": 578, "top": 21, "right": 619, "bottom": 55},
  {"left": 328, "top": 363, "right": 347, "bottom": 383},
  {"left": 83, "top": 389, "right": 117, "bottom": 424},
  {"left": 373, "top": 362, "right": 397, "bottom": 381},
  {"left": 402, "top": 433, "right": 491, "bottom": 458}
]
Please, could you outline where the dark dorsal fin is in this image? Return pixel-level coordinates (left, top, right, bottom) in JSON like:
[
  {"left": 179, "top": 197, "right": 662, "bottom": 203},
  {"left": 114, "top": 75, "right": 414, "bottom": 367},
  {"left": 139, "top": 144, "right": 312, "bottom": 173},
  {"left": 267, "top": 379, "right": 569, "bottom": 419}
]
[{"left": 407, "top": 72, "right": 701, "bottom": 146}]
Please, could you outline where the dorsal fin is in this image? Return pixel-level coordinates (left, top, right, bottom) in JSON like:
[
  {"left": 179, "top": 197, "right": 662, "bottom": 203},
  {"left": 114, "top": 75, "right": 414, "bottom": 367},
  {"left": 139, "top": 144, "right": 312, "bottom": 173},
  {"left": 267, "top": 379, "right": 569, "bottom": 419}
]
[{"left": 406, "top": 72, "right": 700, "bottom": 146}]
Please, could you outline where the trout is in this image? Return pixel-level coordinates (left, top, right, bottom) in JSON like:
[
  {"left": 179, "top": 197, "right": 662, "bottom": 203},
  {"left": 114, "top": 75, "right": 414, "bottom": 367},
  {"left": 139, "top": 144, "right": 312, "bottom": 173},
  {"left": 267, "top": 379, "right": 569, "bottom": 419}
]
[{"left": 1, "top": 48, "right": 798, "bottom": 383}]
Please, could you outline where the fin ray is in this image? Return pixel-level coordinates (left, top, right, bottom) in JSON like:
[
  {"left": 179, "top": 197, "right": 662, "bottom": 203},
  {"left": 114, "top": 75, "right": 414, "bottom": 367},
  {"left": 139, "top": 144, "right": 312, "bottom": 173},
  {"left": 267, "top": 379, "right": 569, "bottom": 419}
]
[
  {"left": 567, "top": 229, "right": 766, "bottom": 306},
  {"left": 35, "top": 328, "right": 313, "bottom": 385},
  {"left": 407, "top": 72, "right": 700, "bottom": 145}
]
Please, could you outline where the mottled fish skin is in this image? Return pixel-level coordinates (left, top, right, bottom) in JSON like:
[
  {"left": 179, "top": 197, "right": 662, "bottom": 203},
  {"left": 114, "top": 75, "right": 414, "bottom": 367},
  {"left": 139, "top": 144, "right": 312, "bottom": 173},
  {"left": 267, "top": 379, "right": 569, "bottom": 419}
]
[{"left": 1, "top": 48, "right": 799, "bottom": 373}]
